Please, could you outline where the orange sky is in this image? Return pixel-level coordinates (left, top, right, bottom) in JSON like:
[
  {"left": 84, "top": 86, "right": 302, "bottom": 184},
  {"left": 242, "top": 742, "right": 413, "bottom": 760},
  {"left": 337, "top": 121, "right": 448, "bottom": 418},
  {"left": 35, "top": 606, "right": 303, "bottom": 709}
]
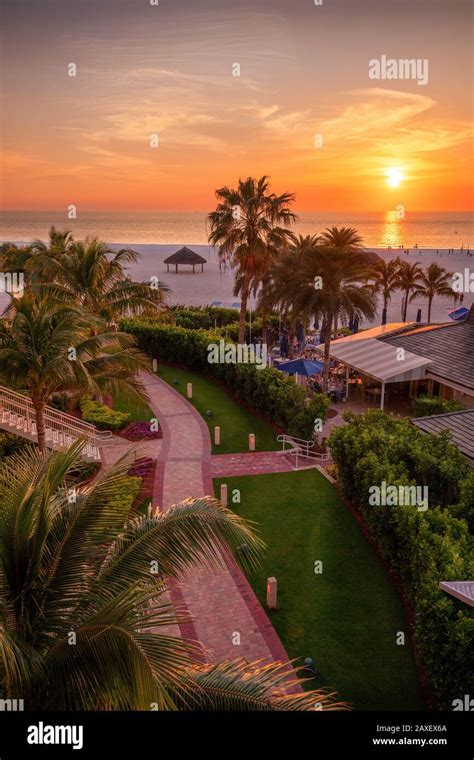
[{"left": 1, "top": 0, "right": 473, "bottom": 212}]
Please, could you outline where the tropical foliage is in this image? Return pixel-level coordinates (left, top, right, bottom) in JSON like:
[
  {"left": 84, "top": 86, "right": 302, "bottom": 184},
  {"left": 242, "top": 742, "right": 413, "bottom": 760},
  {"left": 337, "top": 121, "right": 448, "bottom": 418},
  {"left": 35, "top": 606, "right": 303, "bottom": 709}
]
[
  {"left": 0, "top": 297, "right": 148, "bottom": 452},
  {"left": 329, "top": 411, "right": 474, "bottom": 708},
  {"left": 0, "top": 442, "right": 344, "bottom": 711},
  {"left": 258, "top": 235, "right": 377, "bottom": 390},
  {"left": 208, "top": 176, "right": 296, "bottom": 343},
  {"left": 121, "top": 320, "right": 329, "bottom": 439}
]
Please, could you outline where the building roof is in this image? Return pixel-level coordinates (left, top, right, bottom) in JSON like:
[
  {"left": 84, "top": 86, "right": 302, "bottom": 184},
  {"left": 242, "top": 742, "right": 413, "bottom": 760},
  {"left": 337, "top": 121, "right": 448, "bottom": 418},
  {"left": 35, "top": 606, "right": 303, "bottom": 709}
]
[
  {"left": 411, "top": 409, "right": 474, "bottom": 462},
  {"left": 330, "top": 323, "right": 415, "bottom": 343},
  {"left": 379, "top": 305, "right": 474, "bottom": 392},
  {"left": 439, "top": 581, "right": 474, "bottom": 607},
  {"left": 320, "top": 336, "right": 432, "bottom": 383},
  {"left": 163, "top": 246, "right": 207, "bottom": 264}
]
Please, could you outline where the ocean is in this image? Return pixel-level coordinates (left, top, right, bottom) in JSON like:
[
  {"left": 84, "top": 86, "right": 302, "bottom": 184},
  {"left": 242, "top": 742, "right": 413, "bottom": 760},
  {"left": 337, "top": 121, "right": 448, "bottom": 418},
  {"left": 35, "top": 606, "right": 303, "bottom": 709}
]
[{"left": 1, "top": 210, "right": 473, "bottom": 325}]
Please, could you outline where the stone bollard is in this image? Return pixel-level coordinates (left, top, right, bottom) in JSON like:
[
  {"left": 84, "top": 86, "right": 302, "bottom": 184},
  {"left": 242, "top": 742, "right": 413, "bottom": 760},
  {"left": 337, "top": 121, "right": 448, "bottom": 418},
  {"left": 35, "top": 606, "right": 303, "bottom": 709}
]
[
  {"left": 187, "top": 382, "right": 192, "bottom": 399},
  {"left": 214, "top": 426, "right": 221, "bottom": 445},
  {"left": 249, "top": 433, "right": 255, "bottom": 451},
  {"left": 220, "top": 483, "right": 228, "bottom": 506},
  {"left": 266, "top": 577, "right": 277, "bottom": 609}
]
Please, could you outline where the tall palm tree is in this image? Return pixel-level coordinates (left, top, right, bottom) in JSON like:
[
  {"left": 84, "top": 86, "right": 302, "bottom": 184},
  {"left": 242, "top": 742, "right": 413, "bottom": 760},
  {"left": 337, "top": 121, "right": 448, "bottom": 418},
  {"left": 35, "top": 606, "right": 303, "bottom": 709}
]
[
  {"left": 395, "top": 261, "right": 423, "bottom": 322},
  {"left": 260, "top": 239, "right": 377, "bottom": 391},
  {"left": 0, "top": 297, "right": 149, "bottom": 452},
  {"left": 208, "top": 176, "right": 296, "bottom": 344},
  {"left": 413, "top": 262, "right": 454, "bottom": 322},
  {"left": 26, "top": 232, "right": 169, "bottom": 320},
  {"left": 369, "top": 257, "right": 401, "bottom": 314},
  {"left": 0, "top": 442, "right": 346, "bottom": 711}
]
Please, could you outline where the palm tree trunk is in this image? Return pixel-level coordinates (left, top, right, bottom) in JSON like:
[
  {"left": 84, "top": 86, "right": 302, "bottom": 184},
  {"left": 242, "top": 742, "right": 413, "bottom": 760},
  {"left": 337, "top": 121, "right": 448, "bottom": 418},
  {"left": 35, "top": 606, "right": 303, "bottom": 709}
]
[
  {"left": 428, "top": 297, "right": 433, "bottom": 323},
  {"left": 262, "top": 311, "right": 268, "bottom": 346},
  {"left": 403, "top": 290, "right": 409, "bottom": 321},
  {"left": 33, "top": 397, "right": 47, "bottom": 454},
  {"left": 322, "top": 314, "right": 333, "bottom": 393},
  {"left": 238, "top": 275, "right": 250, "bottom": 345}
]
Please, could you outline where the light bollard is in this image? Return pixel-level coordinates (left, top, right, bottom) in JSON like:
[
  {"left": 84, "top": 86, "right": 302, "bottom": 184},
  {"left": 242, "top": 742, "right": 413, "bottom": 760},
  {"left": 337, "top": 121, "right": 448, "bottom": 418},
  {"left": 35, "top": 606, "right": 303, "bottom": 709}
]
[
  {"left": 187, "top": 382, "right": 192, "bottom": 399},
  {"left": 266, "top": 577, "right": 277, "bottom": 609},
  {"left": 220, "top": 483, "right": 228, "bottom": 506},
  {"left": 249, "top": 433, "right": 255, "bottom": 451},
  {"left": 214, "top": 426, "right": 221, "bottom": 445}
]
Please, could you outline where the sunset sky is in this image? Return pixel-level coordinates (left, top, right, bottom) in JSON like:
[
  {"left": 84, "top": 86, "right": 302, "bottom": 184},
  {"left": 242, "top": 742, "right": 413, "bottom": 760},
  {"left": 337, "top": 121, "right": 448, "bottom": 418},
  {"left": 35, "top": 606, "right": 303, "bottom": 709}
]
[{"left": 1, "top": 0, "right": 473, "bottom": 212}]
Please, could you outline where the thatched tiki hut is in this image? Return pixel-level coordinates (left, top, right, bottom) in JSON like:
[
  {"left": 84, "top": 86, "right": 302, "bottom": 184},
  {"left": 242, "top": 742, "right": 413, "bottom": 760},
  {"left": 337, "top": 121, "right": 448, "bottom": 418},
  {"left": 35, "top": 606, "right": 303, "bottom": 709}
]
[{"left": 164, "top": 246, "right": 207, "bottom": 273}]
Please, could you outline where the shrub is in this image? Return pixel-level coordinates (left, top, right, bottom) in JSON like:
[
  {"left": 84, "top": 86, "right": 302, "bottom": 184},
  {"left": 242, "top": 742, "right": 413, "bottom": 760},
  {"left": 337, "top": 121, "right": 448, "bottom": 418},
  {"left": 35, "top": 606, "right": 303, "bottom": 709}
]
[
  {"left": 121, "top": 421, "right": 162, "bottom": 440},
  {"left": 412, "top": 394, "right": 464, "bottom": 417},
  {"left": 80, "top": 400, "right": 130, "bottom": 430},
  {"left": 108, "top": 476, "right": 141, "bottom": 511},
  {"left": 120, "top": 319, "right": 330, "bottom": 439},
  {"left": 329, "top": 411, "right": 474, "bottom": 708}
]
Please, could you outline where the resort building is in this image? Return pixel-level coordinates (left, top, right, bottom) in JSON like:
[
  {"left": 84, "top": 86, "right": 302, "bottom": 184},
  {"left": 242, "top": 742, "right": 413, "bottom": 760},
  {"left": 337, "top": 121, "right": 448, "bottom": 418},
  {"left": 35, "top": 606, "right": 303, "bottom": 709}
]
[{"left": 319, "top": 305, "right": 474, "bottom": 412}]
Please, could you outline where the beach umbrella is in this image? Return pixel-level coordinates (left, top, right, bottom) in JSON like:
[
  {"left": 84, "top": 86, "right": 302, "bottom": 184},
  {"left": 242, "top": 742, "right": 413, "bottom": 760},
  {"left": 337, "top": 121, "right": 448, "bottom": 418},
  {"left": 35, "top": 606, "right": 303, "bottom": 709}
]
[
  {"left": 381, "top": 308, "right": 387, "bottom": 325},
  {"left": 277, "top": 359, "right": 324, "bottom": 377},
  {"left": 352, "top": 317, "right": 359, "bottom": 334},
  {"left": 448, "top": 306, "right": 469, "bottom": 321},
  {"left": 348, "top": 318, "right": 354, "bottom": 331},
  {"left": 416, "top": 308, "right": 422, "bottom": 323}
]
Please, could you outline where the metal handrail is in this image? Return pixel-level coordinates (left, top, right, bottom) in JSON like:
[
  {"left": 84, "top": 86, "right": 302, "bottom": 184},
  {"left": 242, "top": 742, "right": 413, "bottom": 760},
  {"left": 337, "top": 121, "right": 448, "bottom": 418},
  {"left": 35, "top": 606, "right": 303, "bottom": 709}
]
[
  {"left": 277, "top": 434, "right": 315, "bottom": 456},
  {"left": 0, "top": 385, "right": 112, "bottom": 460},
  {"left": 288, "top": 447, "right": 330, "bottom": 469}
]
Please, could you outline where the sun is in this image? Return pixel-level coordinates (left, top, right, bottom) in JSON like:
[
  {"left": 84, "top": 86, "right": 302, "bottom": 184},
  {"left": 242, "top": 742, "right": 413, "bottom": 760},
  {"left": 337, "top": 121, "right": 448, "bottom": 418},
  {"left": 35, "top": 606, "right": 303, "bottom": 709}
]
[{"left": 386, "top": 167, "right": 404, "bottom": 188}]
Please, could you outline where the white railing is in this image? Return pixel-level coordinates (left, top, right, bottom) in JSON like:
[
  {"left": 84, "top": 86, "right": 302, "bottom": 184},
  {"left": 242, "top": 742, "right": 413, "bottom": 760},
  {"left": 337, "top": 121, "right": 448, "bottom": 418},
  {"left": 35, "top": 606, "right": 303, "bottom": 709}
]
[
  {"left": 0, "top": 385, "right": 112, "bottom": 461},
  {"left": 277, "top": 434, "right": 316, "bottom": 457},
  {"left": 288, "top": 447, "right": 330, "bottom": 469}
]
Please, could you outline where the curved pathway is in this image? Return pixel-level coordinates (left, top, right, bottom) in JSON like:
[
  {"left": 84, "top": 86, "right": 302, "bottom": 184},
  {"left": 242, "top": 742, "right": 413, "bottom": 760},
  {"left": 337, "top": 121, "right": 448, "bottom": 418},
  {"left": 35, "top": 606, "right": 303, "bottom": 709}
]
[{"left": 138, "top": 371, "right": 291, "bottom": 665}]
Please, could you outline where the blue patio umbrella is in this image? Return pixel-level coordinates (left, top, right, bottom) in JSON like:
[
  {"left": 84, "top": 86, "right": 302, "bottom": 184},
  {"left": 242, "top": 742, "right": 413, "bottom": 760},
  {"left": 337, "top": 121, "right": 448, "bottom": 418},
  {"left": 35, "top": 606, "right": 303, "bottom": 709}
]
[
  {"left": 381, "top": 307, "right": 387, "bottom": 325},
  {"left": 277, "top": 358, "right": 324, "bottom": 377},
  {"left": 448, "top": 306, "right": 469, "bottom": 321},
  {"left": 348, "top": 318, "right": 354, "bottom": 331},
  {"left": 352, "top": 317, "right": 359, "bottom": 334}
]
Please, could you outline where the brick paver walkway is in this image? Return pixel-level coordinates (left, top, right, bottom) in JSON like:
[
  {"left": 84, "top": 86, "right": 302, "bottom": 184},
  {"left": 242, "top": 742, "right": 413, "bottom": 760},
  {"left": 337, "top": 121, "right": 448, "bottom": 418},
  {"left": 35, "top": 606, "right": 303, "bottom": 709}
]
[
  {"left": 211, "top": 450, "right": 296, "bottom": 478},
  {"left": 122, "top": 371, "right": 291, "bottom": 665}
]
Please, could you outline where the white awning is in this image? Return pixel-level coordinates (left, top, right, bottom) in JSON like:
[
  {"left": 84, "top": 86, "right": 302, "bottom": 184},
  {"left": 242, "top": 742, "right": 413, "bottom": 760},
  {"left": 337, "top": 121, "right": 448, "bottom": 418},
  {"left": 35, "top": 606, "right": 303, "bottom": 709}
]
[{"left": 320, "top": 337, "right": 432, "bottom": 383}]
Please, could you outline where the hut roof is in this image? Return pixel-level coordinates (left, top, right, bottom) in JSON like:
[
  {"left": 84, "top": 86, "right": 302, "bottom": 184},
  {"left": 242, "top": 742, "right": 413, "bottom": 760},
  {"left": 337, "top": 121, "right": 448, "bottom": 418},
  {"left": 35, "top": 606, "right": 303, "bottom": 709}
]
[{"left": 163, "top": 246, "right": 207, "bottom": 265}]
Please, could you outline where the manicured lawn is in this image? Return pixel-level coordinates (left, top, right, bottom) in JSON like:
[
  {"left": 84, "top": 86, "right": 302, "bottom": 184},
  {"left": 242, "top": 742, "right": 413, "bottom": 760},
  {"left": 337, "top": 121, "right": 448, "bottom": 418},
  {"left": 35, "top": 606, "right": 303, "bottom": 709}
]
[
  {"left": 112, "top": 391, "right": 156, "bottom": 422},
  {"left": 157, "top": 364, "right": 279, "bottom": 454},
  {"left": 214, "top": 470, "right": 425, "bottom": 711}
]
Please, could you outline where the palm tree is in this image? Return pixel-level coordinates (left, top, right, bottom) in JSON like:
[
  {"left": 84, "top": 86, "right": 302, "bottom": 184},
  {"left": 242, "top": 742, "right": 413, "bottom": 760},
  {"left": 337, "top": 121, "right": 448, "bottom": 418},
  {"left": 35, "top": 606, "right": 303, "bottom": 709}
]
[
  {"left": 320, "top": 226, "right": 363, "bottom": 250},
  {"left": 370, "top": 257, "right": 401, "bottom": 315},
  {"left": 0, "top": 441, "right": 346, "bottom": 711},
  {"left": 413, "top": 262, "right": 454, "bottom": 322},
  {"left": 0, "top": 296, "right": 149, "bottom": 453},
  {"left": 395, "top": 261, "right": 423, "bottom": 322},
  {"left": 208, "top": 176, "right": 297, "bottom": 344},
  {"left": 26, "top": 231, "right": 169, "bottom": 320},
  {"left": 260, "top": 238, "right": 377, "bottom": 391}
]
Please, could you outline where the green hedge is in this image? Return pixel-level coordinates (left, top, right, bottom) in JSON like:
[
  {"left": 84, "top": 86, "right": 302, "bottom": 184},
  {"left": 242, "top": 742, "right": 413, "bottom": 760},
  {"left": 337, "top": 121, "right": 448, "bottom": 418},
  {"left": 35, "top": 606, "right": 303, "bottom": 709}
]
[
  {"left": 120, "top": 319, "right": 329, "bottom": 439},
  {"left": 329, "top": 411, "right": 474, "bottom": 708},
  {"left": 80, "top": 400, "right": 130, "bottom": 430},
  {"left": 412, "top": 394, "right": 464, "bottom": 417}
]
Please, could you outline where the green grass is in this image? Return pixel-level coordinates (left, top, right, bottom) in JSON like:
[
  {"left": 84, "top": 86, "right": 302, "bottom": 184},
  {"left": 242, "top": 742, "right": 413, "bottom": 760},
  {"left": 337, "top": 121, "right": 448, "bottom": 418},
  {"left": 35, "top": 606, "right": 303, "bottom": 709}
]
[
  {"left": 214, "top": 470, "right": 425, "bottom": 711},
  {"left": 112, "top": 391, "right": 156, "bottom": 422},
  {"left": 157, "top": 364, "right": 280, "bottom": 454}
]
